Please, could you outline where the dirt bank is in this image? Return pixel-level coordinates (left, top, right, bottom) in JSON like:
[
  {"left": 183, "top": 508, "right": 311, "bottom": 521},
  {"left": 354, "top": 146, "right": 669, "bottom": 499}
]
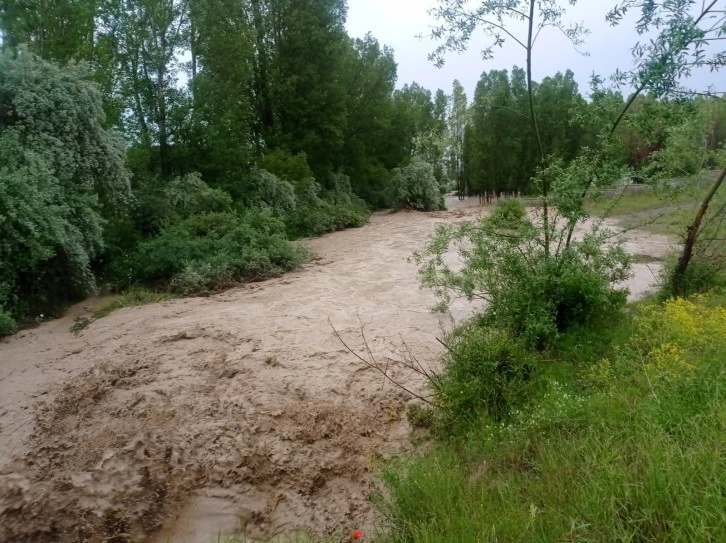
[{"left": 0, "top": 198, "right": 672, "bottom": 543}]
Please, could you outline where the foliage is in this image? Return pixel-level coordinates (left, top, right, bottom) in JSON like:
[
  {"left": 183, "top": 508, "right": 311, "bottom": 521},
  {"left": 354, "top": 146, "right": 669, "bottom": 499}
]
[
  {"left": 415, "top": 200, "right": 630, "bottom": 347},
  {"left": 406, "top": 404, "right": 436, "bottom": 429},
  {"left": 248, "top": 169, "right": 297, "bottom": 215},
  {"left": 258, "top": 150, "right": 315, "bottom": 186},
  {"left": 390, "top": 160, "right": 445, "bottom": 212},
  {"left": 133, "top": 209, "right": 307, "bottom": 293},
  {"left": 0, "top": 307, "right": 16, "bottom": 337},
  {"left": 436, "top": 326, "right": 536, "bottom": 424},
  {"left": 377, "top": 293, "right": 726, "bottom": 542},
  {"left": 165, "top": 172, "right": 234, "bottom": 219},
  {"left": 285, "top": 200, "right": 369, "bottom": 239},
  {"left": 92, "top": 288, "right": 175, "bottom": 320},
  {"left": 0, "top": 50, "right": 131, "bottom": 320}
]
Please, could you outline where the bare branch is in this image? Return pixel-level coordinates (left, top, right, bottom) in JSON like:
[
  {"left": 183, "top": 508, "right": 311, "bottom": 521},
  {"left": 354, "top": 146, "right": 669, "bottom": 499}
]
[{"left": 329, "top": 318, "right": 439, "bottom": 407}]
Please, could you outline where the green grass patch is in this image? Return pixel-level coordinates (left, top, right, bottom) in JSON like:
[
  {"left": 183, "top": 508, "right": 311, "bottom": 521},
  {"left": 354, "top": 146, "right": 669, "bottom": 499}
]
[
  {"left": 586, "top": 189, "right": 677, "bottom": 217},
  {"left": 376, "top": 292, "right": 726, "bottom": 542},
  {"left": 92, "top": 288, "right": 175, "bottom": 319}
]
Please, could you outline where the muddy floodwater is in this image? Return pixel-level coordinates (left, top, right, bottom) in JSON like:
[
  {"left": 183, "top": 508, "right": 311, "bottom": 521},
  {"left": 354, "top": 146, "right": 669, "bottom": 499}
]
[{"left": 0, "top": 197, "right": 672, "bottom": 542}]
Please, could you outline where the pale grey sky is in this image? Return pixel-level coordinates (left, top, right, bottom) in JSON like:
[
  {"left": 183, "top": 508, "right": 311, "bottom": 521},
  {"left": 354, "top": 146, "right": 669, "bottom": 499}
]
[{"left": 345, "top": 0, "right": 722, "bottom": 100}]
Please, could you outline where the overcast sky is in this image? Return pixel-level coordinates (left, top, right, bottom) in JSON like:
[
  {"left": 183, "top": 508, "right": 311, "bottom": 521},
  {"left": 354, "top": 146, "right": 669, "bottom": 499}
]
[{"left": 345, "top": 0, "right": 721, "bottom": 100}]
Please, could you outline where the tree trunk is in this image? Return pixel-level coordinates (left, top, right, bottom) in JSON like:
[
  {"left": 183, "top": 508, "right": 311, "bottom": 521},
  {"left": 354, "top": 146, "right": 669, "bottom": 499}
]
[
  {"left": 158, "top": 32, "right": 168, "bottom": 177},
  {"left": 672, "top": 167, "right": 726, "bottom": 295},
  {"left": 526, "top": 0, "right": 548, "bottom": 256}
]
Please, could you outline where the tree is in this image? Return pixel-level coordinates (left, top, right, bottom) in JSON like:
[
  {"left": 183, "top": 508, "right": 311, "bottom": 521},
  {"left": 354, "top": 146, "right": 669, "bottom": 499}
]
[
  {"left": 467, "top": 69, "right": 529, "bottom": 198},
  {"left": 606, "top": 0, "right": 726, "bottom": 294},
  {"left": 429, "top": 0, "right": 588, "bottom": 255},
  {"left": 340, "top": 33, "right": 400, "bottom": 205},
  {"left": 449, "top": 80, "right": 467, "bottom": 199},
  {"left": 0, "top": 50, "right": 131, "bottom": 319},
  {"left": 266, "top": 0, "right": 349, "bottom": 180},
  {"left": 0, "top": 0, "right": 98, "bottom": 62},
  {"left": 184, "top": 0, "right": 256, "bottom": 188},
  {"left": 109, "top": 0, "right": 189, "bottom": 177}
]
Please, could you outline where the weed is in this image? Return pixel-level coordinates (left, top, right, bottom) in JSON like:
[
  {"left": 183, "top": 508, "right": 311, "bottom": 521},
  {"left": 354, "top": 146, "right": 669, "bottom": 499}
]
[
  {"left": 378, "top": 292, "right": 726, "bottom": 542},
  {"left": 92, "top": 288, "right": 175, "bottom": 320}
]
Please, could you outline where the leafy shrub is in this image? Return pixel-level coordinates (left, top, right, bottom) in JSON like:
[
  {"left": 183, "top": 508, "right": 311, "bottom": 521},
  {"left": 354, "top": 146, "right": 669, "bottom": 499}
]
[
  {"left": 415, "top": 200, "right": 630, "bottom": 347},
  {"left": 285, "top": 200, "right": 369, "bottom": 239},
  {"left": 164, "top": 172, "right": 233, "bottom": 218},
  {"left": 248, "top": 168, "right": 297, "bottom": 214},
  {"left": 487, "top": 197, "right": 526, "bottom": 226},
  {"left": 0, "top": 307, "right": 16, "bottom": 337},
  {"left": 133, "top": 209, "right": 306, "bottom": 293},
  {"left": 169, "top": 261, "right": 233, "bottom": 296},
  {"left": 258, "top": 149, "right": 315, "bottom": 184},
  {"left": 0, "top": 51, "right": 131, "bottom": 319},
  {"left": 390, "top": 159, "right": 445, "bottom": 211},
  {"left": 406, "top": 404, "right": 436, "bottom": 428},
  {"left": 437, "top": 326, "right": 535, "bottom": 424}
]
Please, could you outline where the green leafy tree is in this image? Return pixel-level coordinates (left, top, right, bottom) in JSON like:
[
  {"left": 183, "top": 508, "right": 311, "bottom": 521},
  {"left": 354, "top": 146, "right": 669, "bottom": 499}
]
[
  {"left": 0, "top": 51, "right": 131, "bottom": 320},
  {"left": 390, "top": 159, "right": 445, "bottom": 211},
  {"left": 340, "top": 33, "right": 400, "bottom": 205},
  {"left": 606, "top": 0, "right": 726, "bottom": 294},
  {"left": 449, "top": 79, "right": 468, "bottom": 198}
]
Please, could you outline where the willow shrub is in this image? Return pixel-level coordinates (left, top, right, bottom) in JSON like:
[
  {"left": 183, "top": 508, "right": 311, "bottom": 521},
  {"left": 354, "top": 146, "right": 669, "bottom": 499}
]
[{"left": 0, "top": 51, "right": 131, "bottom": 319}]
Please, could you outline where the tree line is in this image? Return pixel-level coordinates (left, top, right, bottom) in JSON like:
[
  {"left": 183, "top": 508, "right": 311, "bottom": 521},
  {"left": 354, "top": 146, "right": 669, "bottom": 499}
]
[
  {"left": 1, "top": 0, "right": 724, "bottom": 333},
  {"left": 459, "top": 67, "right": 726, "bottom": 200}
]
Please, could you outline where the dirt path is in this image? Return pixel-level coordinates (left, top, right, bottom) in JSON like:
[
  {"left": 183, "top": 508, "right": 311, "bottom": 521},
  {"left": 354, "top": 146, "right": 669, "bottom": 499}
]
[{"left": 0, "top": 198, "right": 672, "bottom": 543}]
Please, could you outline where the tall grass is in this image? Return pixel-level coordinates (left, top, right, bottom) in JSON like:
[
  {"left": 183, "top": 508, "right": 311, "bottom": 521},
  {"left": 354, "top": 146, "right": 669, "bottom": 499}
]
[
  {"left": 376, "top": 292, "right": 726, "bottom": 542},
  {"left": 92, "top": 288, "right": 175, "bottom": 319}
]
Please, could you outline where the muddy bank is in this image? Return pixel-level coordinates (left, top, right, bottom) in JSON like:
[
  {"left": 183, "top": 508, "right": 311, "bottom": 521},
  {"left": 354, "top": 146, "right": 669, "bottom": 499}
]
[{"left": 0, "top": 198, "right": 672, "bottom": 542}]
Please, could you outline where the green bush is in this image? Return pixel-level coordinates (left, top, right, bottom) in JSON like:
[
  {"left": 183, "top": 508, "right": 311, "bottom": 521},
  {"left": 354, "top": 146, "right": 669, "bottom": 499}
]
[
  {"left": 132, "top": 209, "right": 307, "bottom": 293},
  {"left": 0, "top": 51, "right": 131, "bottom": 319},
  {"left": 437, "top": 326, "right": 536, "bottom": 424},
  {"left": 248, "top": 168, "right": 297, "bottom": 214},
  {"left": 487, "top": 197, "right": 526, "bottom": 226},
  {"left": 416, "top": 201, "right": 630, "bottom": 347},
  {"left": 258, "top": 149, "right": 315, "bottom": 184},
  {"left": 390, "top": 160, "right": 445, "bottom": 211},
  {"left": 0, "top": 307, "right": 16, "bottom": 337},
  {"left": 169, "top": 261, "right": 234, "bottom": 296},
  {"left": 285, "top": 200, "right": 369, "bottom": 239},
  {"left": 164, "top": 172, "right": 233, "bottom": 218},
  {"left": 406, "top": 404, "right": 436, "bottom": 429}
]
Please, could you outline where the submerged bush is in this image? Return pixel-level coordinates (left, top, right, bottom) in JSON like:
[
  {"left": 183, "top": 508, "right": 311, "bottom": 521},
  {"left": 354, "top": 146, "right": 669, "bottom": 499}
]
[
  {"left": 132, "top": 209, "right": 306, "bottom": 293},
  {"left": 390, "top": 159, "right": 445, "bottom": 211}
]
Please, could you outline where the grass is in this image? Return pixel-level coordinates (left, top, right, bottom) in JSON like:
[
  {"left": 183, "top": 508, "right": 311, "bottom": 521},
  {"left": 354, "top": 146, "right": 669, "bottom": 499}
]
[
  {"left": 210, "top": 532, "right": 348, "bottom": 542},
  {"left": 375, "top": 290, "right": 726, "bottom": 542},
  {"left": 70, "top": 287, "right": 175, "bottom": 332},
  {"left": 92, "top": 287, "right": 175, "bottom": 319}
]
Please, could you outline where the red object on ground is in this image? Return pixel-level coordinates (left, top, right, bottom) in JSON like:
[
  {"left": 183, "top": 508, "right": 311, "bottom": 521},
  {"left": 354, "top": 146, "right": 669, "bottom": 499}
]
[{"left": 351, "top": 529, "right": 364, "bottom": 540}]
